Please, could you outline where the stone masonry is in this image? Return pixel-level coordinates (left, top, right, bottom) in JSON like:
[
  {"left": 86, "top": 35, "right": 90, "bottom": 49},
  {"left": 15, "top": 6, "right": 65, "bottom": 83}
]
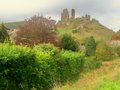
[
  {"left": 61, "top": 9, "right": 69, "bottom": 22},
  {"left": 71, "top": 9, "right": 75, "bottom": 19}
]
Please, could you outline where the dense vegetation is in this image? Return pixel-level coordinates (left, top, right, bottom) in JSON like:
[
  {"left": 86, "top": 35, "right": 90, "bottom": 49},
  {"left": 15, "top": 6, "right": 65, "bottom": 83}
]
[
  {"left": 1, "top": 13, "right": 119, "bottom": 90},
  {"left": 15, "top": 16, "right": 59, "bottom": 46},
  {"left": 85, "top": 36, "right": 96, "bottom": 56},
  {"left": 0, "top": 23, "right": 9, "bottom": 43},
  {"left": 61, "top": 34, "right": 79, "bottom": 51},
  {"left": 0, "top": 43, "right": 85, "bottom": 90}
]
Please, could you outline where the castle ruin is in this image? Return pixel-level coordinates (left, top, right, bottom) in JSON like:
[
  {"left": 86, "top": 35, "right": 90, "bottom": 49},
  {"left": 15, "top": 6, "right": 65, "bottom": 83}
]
[
  {"left": 61, "top": 9, "right": 69, "bottom": 22},
  {"left": 61, "top": 9, "right": 76, "bottom": 22},
  {"left": 81, "top": 14, "right": 91, "bottom": 23},
  {"left": 60, "top": 9, "right": 91, "bottom": 24},
  {"left": 71, "top": 9, "right": 75, "bottom": 19}
]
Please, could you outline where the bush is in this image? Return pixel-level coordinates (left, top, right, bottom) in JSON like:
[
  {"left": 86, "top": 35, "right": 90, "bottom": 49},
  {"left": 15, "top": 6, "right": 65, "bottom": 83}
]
[
  {"left": 114, "top": 46, "right": 120, "bottom": 57},
  {"left": 34, "top": 44, "right": 59, "bottom": 56},
  {"left": 61, "top": 34, "right": 79, "bottom": 51},
  {"left": 0, "top": 44, "right": 40, "bottom": 90},
  {"left": 0, "top": 23, "right": 9, "bottom": 43},
  {"left": 83, "top": 56, "right": 102, "bottom": 72},
  {"left": 85, "top": 36, "right": 96, "bottom": 56},
  {"left": 0, "top": 43, "right": 85, "bottom": 90},
  {"left": 55, "top": 50, "right": 85, "bottom": 83},
  {"left": 96, "top": 42, "right": 114, "bottom": 61}
]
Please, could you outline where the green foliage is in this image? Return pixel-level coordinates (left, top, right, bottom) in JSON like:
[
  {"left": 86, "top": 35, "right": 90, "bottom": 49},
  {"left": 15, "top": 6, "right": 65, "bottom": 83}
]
[
  {"left": 96, "top": 43, "right": 114, "bottom": 61},
  {"left": 34, "top": 44, "right": 59, "bottom": 56},
  {"left": 95, "top": 76, "right": 120, "bottom": 90},
  {"left": 56, "top": 51, "right": 85, "bottom": 83},
  {"left": 61, "top": 34, "right": 79, "bottom": 51},
  {"left": 83, "top": 56, "right": 102, "bottom": 72},
  {"left": 85, "top": 36, "right": 96, "bottom": 56},
  {"left": 0, "top": 44, "right": 40, "bottom": 90},
  {"left": 0, "top": 23, "right": 9, "bottom": 43},
  {"left": 0, "top": 43, "right": 85, "bottom": 90},
  {"left": 114, "top": 46, "right": 120, "bottom": 57},
  {"left": 72, "top": 29, "right": 80, "bottom": 33},
  {"left": 5, "top": 21, "right": 25, "bottom": 29}
]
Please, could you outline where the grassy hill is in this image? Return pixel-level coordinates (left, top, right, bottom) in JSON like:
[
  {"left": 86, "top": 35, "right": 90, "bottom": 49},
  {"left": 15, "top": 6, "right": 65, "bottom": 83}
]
[
  {"left": 53, "top": 58, "right": 120, "bottom": 90},
  {"left": 5, "top": 21, "right": 25, "bottom": 29},
  {"left": 5, "top": 18, "right": 115, "bottom": 44},
  {"left": 57, "top": 19, "right": 114, "bottom": 43}
]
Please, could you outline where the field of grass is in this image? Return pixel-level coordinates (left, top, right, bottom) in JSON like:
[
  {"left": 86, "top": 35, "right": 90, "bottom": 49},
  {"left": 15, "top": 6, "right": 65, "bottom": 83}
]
[
  {"left": 57, "top": 27, "right": 73, "bottom": 35},
  {"left": 53, "top": 58, "right": 120, "bottom": 90},
  {"left": 95, "top": 76, "right": 120, "bottom": 90},
  {"left": 5, "top": 21, "right": 25, "bottom": 29}
]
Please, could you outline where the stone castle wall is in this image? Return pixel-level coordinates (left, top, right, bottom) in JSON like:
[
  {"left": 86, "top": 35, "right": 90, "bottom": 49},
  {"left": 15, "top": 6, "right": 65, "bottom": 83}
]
[{"left": 60, "top": 9, "right": 91, "bottom": 24}]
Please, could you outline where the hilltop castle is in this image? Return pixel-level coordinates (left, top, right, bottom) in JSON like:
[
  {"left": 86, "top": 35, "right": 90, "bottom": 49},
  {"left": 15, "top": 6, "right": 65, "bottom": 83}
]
[
  {"left": 61, "top": 9, "right": 75, "bottom": 22},
  {"left": 60, "top": 8, "right": 91, "bottom": 24}
]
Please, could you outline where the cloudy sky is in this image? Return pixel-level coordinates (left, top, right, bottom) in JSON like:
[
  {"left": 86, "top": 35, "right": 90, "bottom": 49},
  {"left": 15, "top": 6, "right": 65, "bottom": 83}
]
[{"left": 0, "top": 0, "right": 120, "bottom": 31}]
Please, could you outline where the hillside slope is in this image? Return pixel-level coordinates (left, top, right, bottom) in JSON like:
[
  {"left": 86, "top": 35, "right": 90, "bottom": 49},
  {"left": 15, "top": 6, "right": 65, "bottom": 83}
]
[
  {"left": 53, "top": 58, "right": 120, "bottom": 90},
  {"left": 57, "top": 19, "right": 114, "bottom": 43},
  {"left": 5, "top": 18, "right": 115, "bottom": 43},
  {"left": 5, "top": 21, "right": 25, "bottom": 29}
]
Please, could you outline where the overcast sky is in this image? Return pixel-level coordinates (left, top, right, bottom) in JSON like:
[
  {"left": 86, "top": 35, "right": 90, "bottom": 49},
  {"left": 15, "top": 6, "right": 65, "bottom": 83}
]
[{"left": 0, "top": 0, "right": 120, "bottom": 31}]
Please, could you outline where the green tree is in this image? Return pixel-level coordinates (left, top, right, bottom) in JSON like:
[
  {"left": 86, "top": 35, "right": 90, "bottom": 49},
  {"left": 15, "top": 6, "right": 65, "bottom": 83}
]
[
  {"left": 61, "top": 34, "right": 79, "bottom": 51},
  {"left": 0, "top": 23, "right": 9, "bottom": 43},
  {"left": 85, "top": 36, "right": 96, "bottom": 56}
]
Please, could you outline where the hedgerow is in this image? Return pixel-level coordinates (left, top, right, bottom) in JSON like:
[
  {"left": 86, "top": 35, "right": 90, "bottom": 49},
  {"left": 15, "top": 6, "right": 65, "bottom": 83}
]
[{"left": 0, "top": 43, "right": 85, "bottom": 90}]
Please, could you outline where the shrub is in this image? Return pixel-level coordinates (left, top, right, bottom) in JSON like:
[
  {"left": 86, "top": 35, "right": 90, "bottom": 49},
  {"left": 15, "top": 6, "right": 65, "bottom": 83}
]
[
  {"left": 0, "top": 23, "right": 9, "bottom": 43},
  {"left": 83, "top": 56, "right": 102, "bottom": 72},
  {"left": 55, "top": 50, "right": 85, "bottom": 83},
  {"left": 0, "top": 43, "right": 85, "bottom": 90},
  {"left": 34, "top": 43, "right": 59, "bottom": 56},
  {"left": 61, "top": 34, "right": 79, "bottom": 51},
  {"left": 96, "top": 42, "right": 114, "bottom": 61},
  {"left": 85, "top": 36, "right": 96, "bottom": 56},
  {"left": 0, "top": 44, "right": 40, "bottom": 90},
  {"left": 114, "top": 46, "right": 120, "bottom": 56}
]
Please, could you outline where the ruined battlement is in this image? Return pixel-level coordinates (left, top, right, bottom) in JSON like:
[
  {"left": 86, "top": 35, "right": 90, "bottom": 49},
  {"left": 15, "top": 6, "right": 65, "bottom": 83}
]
[
  {"left": 60, "top": 9, "right": 91, "bottom": 24},
  {"left": 61, "top": 9, "right": 69, "bottom": 22},
  {"left": 61, "top": 8, "right": 75, "bottom": 22}
]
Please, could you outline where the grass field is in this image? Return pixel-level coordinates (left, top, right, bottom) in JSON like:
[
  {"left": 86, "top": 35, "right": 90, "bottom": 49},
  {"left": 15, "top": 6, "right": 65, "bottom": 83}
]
[
  {"left": 5, "top": 21, "right": 25, "bottom": 29},
  {"left": 53, "top": 58, "right": 120, "bottom": 90}
]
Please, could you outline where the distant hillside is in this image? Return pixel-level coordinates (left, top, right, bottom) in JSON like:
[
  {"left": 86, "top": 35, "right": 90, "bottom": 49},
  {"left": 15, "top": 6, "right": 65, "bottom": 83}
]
[
  {"left": 5, "top": 17, "right": 115, "bottom": 44},
  {"left": 5, "top": 21, "right": 25, "bottom": 29},
  {"left": 57, "top": 18, "right": 114, "bottom": 43}
]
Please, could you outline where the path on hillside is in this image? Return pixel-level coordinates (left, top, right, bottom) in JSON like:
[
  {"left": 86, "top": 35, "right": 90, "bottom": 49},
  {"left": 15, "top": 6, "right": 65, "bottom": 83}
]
[{"left": 53, "top": 58, "right": 120, "bottom": 90}]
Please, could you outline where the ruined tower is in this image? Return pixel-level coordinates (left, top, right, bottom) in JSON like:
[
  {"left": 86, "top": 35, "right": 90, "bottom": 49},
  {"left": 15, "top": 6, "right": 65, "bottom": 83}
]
[
  {"left": 85, "top": 14, "right": 91, "bottom": 23},
  {"left": 61, "top": 9, "right": 69, "bottom": 22},
  {"left": 71, "top": 9, "right": 75, "bottom": 19}
]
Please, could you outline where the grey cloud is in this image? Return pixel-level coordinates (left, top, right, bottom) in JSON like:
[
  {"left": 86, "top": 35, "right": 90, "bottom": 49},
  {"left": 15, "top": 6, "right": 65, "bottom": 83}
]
[{"left": 1, "top": 0, "right": 120, "bottom": 31}]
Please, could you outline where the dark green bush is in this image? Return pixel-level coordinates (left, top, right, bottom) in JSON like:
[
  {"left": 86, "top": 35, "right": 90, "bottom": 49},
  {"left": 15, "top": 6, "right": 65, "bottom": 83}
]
[
  {"left": 0, "top": 43, "right": 85, "bottom": 90},
  {"left": 61, "top": 34, "right": 79, "bottom": 51},
  {"left": 0, "top": 23, "right": 9, "bottom": 43},
  {"left": 55, "top": 50, "right": 85, "bottom": 83},
  {"left": 85, "top": 36, "right": 96, "bottom": 56}
]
